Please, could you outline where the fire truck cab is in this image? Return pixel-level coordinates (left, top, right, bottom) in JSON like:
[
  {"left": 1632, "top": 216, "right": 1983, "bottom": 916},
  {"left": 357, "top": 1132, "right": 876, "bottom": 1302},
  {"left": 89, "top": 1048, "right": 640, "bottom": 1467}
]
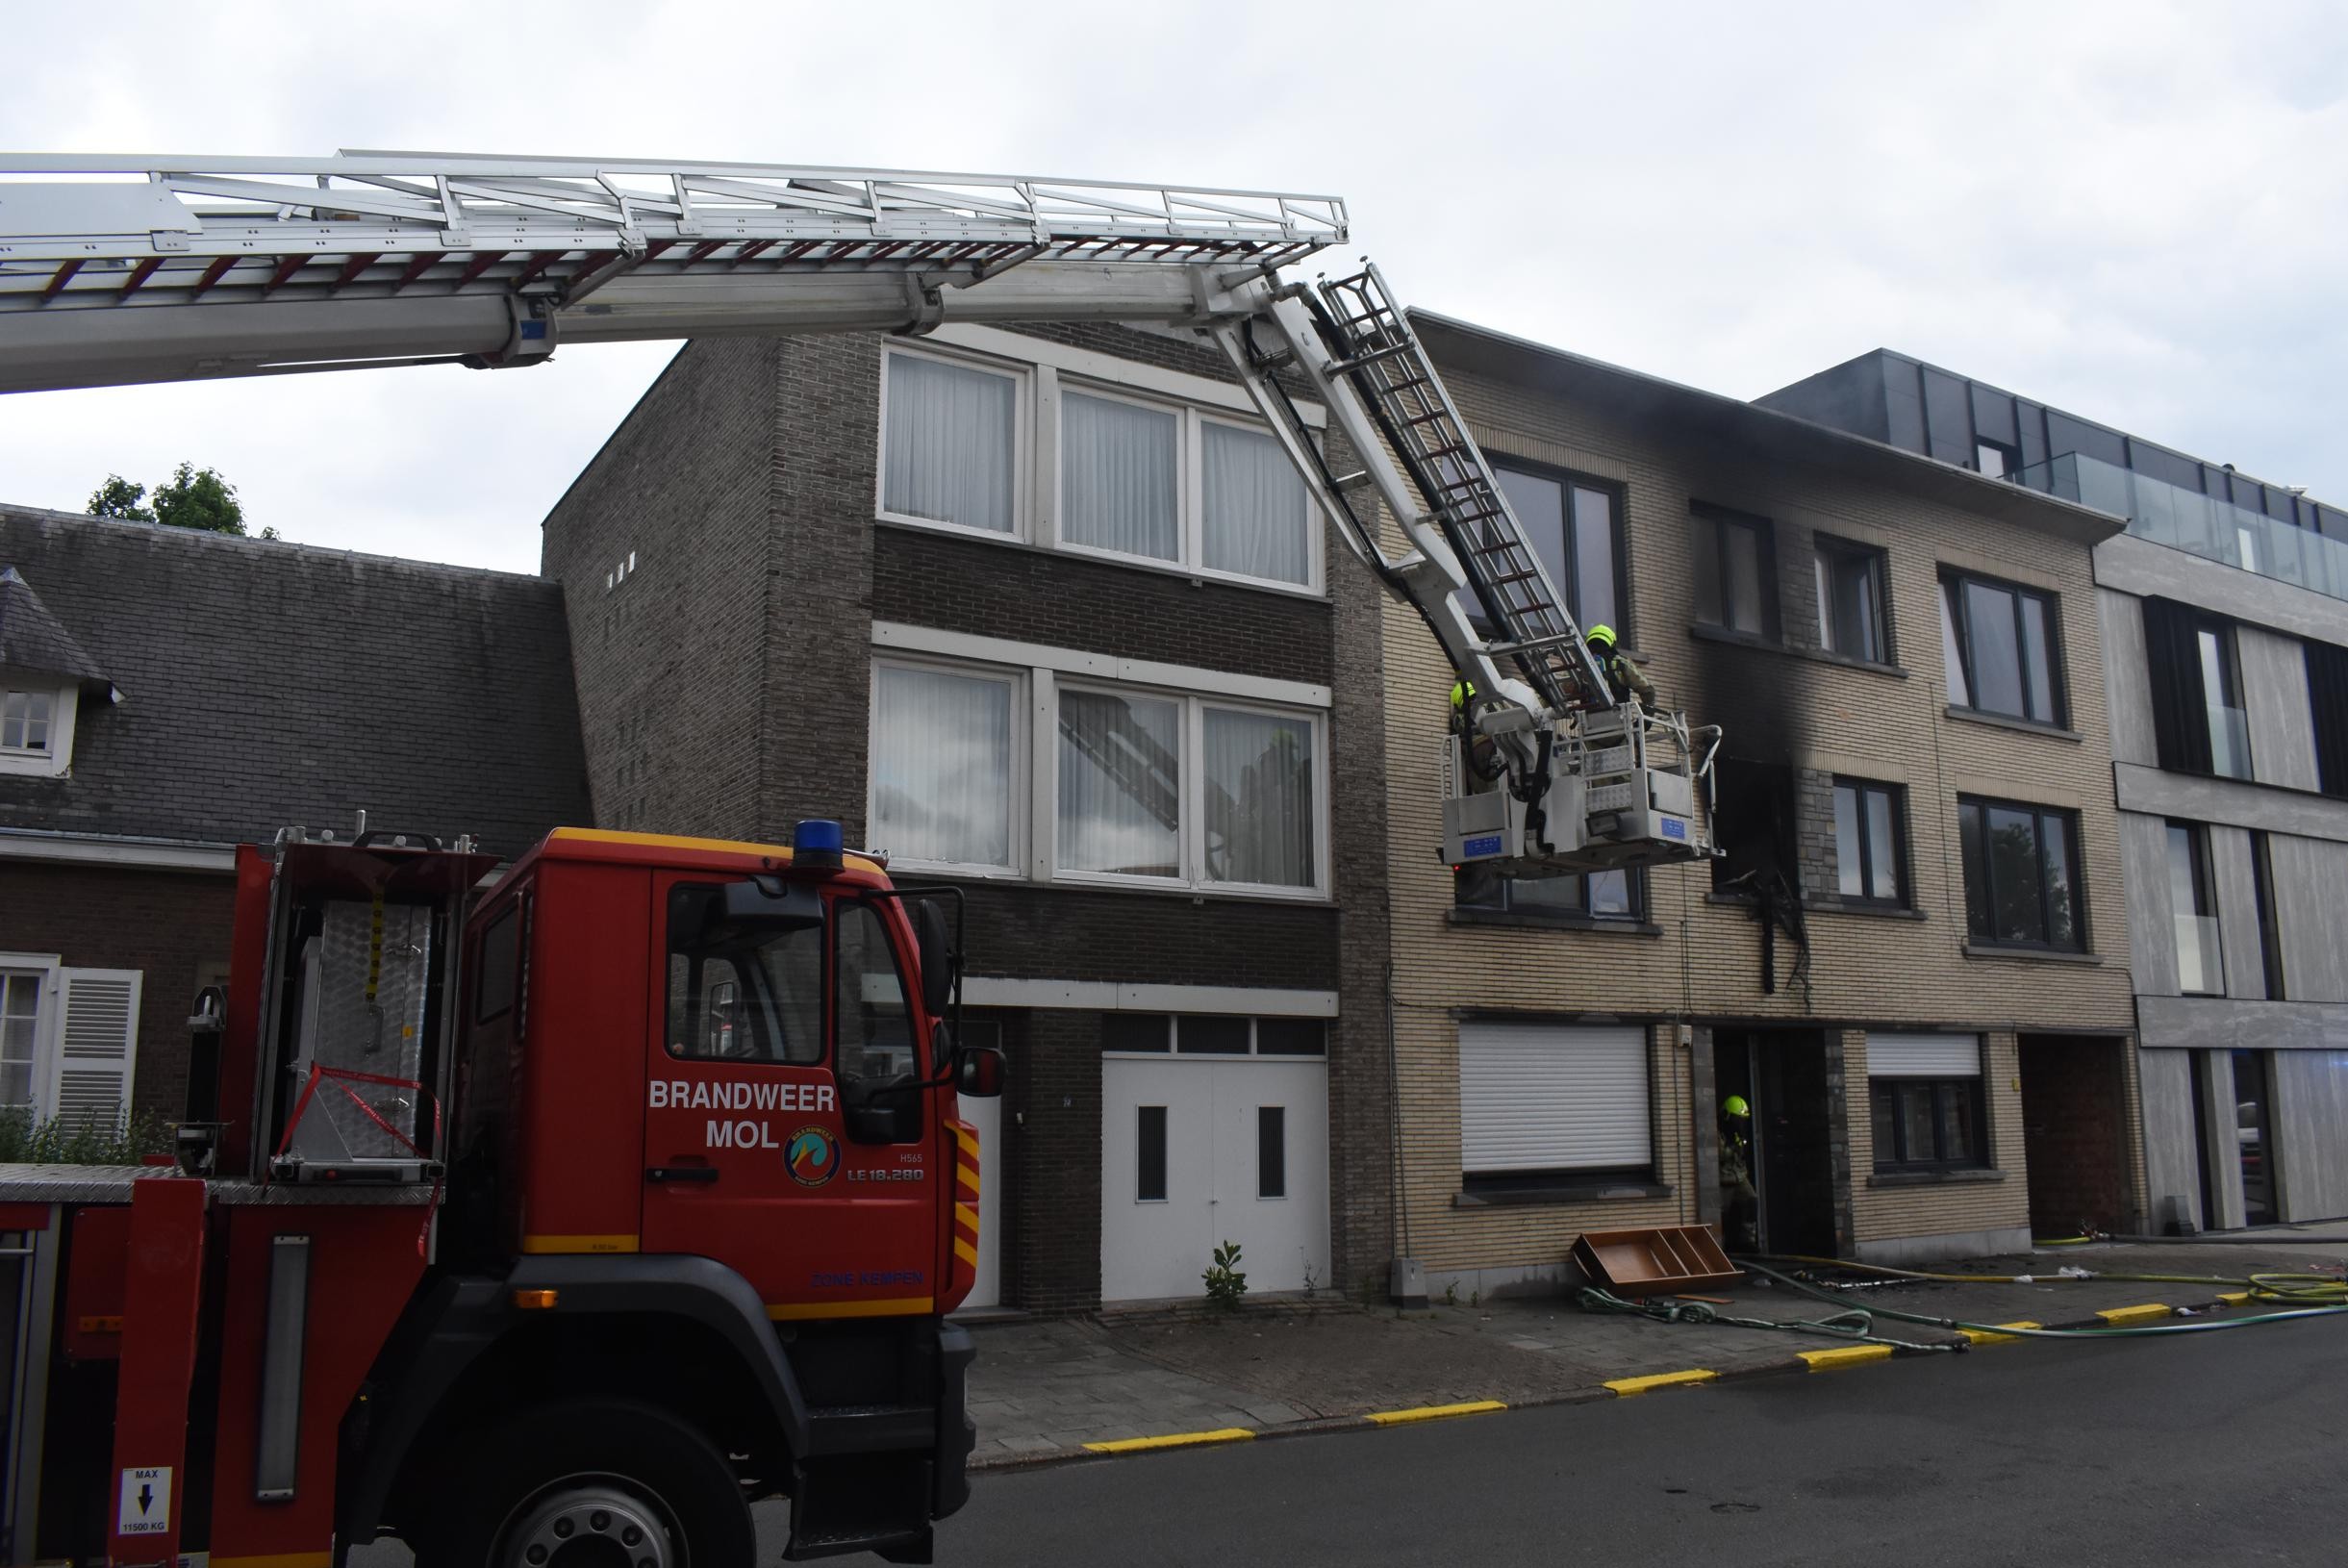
[{"left": 0, "top": 820, "right": 999, "bottom": 1567}]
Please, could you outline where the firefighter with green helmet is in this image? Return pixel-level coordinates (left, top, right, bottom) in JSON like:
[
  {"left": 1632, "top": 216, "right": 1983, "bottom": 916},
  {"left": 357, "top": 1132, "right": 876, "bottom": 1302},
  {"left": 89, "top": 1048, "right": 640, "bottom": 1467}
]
[
  {"left": 1719, "top": 1091, "right": 1758, "bottom": 1252},
  {"left": 1583, "top": 623, "right": 1656, "bottom": 707}
]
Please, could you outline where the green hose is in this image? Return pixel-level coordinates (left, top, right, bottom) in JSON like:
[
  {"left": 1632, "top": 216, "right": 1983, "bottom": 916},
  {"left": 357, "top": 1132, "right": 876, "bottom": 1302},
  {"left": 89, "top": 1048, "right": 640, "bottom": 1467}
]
[
  {"left": 1750, "top": 1252, "right": 2348, "bottom": 1305},
  {"left": 1737, "top": 1259, "right": 2348, "bottom": 1340}
]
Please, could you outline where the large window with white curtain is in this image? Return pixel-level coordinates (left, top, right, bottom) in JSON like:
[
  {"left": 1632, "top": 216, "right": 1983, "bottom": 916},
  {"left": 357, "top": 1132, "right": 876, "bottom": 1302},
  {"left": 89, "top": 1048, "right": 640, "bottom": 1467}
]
[
  {"left": 878, "top": 352, "right": 1022, "bottom": 535},
  {"left": 878, "top": 344, "right": 1319, "bottom": 593},
  {"left": 872, "top": 652, "right": 1325, "bottom": 896},
  {"left": 869, "top": 661, "right": 1023, "bottom": 873}
]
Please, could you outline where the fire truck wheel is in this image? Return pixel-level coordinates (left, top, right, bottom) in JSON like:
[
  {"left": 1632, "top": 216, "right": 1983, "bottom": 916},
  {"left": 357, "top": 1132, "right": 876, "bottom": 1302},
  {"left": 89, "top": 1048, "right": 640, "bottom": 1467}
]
[{"left": 435, "top": 1398, "right": 755, "bottom": 1568}]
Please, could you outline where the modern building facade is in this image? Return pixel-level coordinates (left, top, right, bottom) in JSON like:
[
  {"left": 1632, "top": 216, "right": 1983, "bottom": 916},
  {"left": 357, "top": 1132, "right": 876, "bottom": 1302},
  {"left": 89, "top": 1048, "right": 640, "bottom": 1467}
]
[
  {"left": 1765, "top": 350, "right": 2348, "bottom": 1228},
  {"left": 0, "top": 505, "right": 589, "bottom": 1134},
  {"left": 1379, "top": 316, "right": 2142, "bottom": 1292},
  {"left": 540, "top": 324, "right": 1393, "bottom": 1311}
]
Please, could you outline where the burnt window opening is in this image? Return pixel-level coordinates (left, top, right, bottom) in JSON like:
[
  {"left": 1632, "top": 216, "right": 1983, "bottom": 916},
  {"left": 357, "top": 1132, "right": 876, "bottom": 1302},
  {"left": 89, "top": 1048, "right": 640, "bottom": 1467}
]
[{"left": 1711, "top": 759, "right": 1798, "bottom": 899}]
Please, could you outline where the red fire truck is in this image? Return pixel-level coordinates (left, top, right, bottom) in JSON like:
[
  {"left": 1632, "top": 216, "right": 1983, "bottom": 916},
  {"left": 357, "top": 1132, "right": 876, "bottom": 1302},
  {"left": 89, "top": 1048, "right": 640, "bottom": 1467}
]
[
  {"left": 0, "top": 152, "right": 1729, "bottom": 1567},
  {"left": 3, "top": 821, "right": 999, "bottom": 1566}
]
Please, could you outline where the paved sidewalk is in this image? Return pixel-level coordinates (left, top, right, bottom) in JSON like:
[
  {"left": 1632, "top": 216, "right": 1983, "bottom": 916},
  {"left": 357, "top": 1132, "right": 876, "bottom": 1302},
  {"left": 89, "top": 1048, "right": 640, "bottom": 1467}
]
[{"left": 962, "top": 1230, "right": 2348, "bottom": 1467}]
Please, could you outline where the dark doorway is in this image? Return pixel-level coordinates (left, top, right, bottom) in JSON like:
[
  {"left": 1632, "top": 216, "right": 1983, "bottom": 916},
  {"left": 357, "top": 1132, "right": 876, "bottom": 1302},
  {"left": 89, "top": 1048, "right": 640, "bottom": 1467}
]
[
  {"left": 2234, "top": 1050, "right": 2278, "bottom": 1226},
  {"left": 1714, "top": 1029, "right": 1836, "bottom": 1255},
  {"left": 2018, "top": 1034, "right": 2130, "bottom": 1237}
]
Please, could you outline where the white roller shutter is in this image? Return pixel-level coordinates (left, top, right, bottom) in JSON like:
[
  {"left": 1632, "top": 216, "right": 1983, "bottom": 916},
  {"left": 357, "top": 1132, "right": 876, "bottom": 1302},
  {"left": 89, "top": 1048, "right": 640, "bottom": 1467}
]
[
  {"left": 1458, "top": 1022, "right": 1650, "bottom": 1173},
  {"left": 1866, "top": 1031, "right": 1980, "bottom": 1078},
  {"left": 50, "top": 968, "right": 139, "bottom": 1131}
]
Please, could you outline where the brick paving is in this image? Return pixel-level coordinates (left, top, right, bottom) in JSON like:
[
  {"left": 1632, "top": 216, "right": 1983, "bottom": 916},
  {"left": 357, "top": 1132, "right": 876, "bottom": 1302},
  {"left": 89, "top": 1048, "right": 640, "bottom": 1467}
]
[{"left": 963, "top": 1232, "right": 2348, "bottom": 1467}]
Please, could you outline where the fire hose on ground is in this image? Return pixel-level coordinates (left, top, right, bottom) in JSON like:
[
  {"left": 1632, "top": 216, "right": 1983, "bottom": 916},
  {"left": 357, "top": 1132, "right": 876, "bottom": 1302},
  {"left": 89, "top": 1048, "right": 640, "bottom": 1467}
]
[{"left": 1577, "top": 1254, "right": 2348, "bottom": 1348}]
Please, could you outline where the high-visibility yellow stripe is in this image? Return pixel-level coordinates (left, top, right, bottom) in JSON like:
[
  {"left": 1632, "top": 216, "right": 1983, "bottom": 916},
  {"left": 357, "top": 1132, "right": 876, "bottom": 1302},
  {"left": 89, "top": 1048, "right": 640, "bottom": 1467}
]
[
  {"left": 766, "top": 1297, "right": 934, "bottom": 1321},
  {"left": 548, "top": 826, "right": 882, "bottom": 873},
  {"left": 1799, "top": 1344, "right": 1892, "bottom": 1372},
  {"left": 1083, "top": 1429, "right": 1252, "bottom": 1454},
  {"left": 2098, "top": 1302, "right": 2171, "bottom": 1325},
  {"left": 520, "top": 1233, "right": 640, "bottom": 1254},
  {"left": 954, "top": 1237, "right": 979, "bottom": 1267},
  {"left": 1364, "top": 1401, "right": 1506, "bottom": 1426},
  {"left": 1960, "top": 1320, "right": 2041, "bottom": 1345},
  {"left": 215, "top": 1555, "right": 333, "bottom": 1568},
  {"left": 1604, "top": 1369, "right": 1716, "bottom": 1397}
]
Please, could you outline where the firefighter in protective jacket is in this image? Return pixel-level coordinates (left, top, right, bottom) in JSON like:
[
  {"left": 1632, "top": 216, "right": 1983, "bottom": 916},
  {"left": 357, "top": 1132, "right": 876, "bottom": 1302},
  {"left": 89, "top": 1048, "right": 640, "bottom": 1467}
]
[{"left": 1584, "top": 623, "right": 1656, "bottom": 707}]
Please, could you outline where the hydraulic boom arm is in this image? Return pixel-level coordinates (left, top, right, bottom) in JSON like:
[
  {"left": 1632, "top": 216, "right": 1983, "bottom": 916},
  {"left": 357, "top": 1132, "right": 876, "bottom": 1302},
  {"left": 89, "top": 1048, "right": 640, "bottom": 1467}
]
[{"left": 0, "top": 151, "right": 1717, "bottom": 873}]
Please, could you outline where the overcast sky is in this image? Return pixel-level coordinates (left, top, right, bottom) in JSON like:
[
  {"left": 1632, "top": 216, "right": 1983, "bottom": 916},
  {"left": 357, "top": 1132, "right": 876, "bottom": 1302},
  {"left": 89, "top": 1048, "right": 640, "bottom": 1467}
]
[{"left": 5, "top": 2, "right": 2343, "bottom": 575}]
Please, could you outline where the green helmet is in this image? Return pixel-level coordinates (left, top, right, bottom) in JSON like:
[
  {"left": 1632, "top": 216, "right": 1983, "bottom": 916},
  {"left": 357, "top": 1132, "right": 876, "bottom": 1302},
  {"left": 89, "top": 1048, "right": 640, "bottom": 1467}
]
[
  {"left": 1585, "top": 623, "right": 1618, "bottom": 649},
  {"left": 1722, "top": 1095, "right": 1751, "bottom": 1119}
]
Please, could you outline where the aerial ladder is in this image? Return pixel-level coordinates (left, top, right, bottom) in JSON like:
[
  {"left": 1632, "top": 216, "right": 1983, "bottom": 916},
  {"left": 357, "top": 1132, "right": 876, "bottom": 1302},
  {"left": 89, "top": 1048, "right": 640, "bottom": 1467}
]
[{"left": 0, "top": 151, "right": 1719, "bottom": 874}]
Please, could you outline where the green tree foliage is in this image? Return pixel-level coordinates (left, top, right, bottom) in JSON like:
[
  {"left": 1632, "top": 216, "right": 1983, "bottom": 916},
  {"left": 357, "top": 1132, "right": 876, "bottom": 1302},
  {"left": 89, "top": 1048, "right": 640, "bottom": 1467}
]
[{"left": 88, "top": 463, "right": 262, "bottom": 536}]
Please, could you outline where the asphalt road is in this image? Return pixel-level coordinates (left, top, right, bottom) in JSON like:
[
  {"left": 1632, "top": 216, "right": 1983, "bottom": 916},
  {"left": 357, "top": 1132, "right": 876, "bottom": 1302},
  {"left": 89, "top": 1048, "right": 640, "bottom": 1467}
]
[{"left": 922, "top": 1315, "right": 2348, "bottom": 1567}]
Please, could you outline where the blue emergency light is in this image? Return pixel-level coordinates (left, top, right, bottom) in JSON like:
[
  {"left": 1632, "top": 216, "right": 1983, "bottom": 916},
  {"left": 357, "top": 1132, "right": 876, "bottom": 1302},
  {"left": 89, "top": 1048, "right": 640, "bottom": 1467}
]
[{"left": 793, "top": 818, "right": 845, "bottom": 870}]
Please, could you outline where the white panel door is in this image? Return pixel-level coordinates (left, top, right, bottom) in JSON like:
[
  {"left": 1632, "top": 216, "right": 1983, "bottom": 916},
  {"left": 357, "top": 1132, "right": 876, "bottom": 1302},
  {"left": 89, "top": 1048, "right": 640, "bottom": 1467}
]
[
  {"left": 955, "top": 1092, "right": 1003, "bottom": 1309},
  {"left": 1100, "top": 1056, "right": 1215, "bottom": 1301},
  {"left": 1207, "top": 1058, "right": 1329, "bottom": 1295},
  {"left": 1101, "top": 1054, "right": 1328, "bottom": 1302}
]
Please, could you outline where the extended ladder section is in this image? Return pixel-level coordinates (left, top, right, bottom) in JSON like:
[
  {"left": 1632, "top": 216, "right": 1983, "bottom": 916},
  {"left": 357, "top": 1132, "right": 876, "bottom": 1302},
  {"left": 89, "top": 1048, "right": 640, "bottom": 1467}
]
[{"left": 0, "top": 151, "right": 1717, "bottom": 875}]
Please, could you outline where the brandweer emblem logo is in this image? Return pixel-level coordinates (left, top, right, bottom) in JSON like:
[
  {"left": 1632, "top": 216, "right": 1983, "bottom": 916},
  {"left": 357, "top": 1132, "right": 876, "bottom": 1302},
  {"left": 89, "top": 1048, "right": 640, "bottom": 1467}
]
[{"left": 786, "top": 1125, "right": 841, "bottom": 1187}]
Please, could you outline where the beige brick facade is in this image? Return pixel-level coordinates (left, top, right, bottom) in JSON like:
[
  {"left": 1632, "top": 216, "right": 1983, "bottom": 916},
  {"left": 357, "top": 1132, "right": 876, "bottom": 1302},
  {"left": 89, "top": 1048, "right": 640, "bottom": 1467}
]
[{"left": 1381, "top": 321, "right": 2143, "bottom": 1286}]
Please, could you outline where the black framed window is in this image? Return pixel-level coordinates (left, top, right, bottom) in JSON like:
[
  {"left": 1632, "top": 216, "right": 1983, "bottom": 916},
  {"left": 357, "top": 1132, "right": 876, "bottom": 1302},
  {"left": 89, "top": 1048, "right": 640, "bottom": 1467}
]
[
  {"left": 1135, "top": 1105, "right": 1168, "bottom": 1201},
  {"left": 1464, "top": 461, "right": 1626, "bottom": 639},
  {"left": 1957, "top": 797, "right": 2085, "bottom": 951},
  {"left": 1975, "top": 440, "right": 2017, "bottom": 481},
  {"left": 1256, "top": 1106, "right": 1286, "bottom": 1200},
  {"left": 1871, "top": 1077, "right": 1987, "bottom": 1169},
  {"left": 1941, "top": 571, "right": 2063, "bottom": 724},
  {"left": 1692, "top": 504, "right": 1776, "bottom": 638},
  {"left": 1833, "top": 779, "right": 1906, "bottom": 906},
  {"left": 1814, "top": 537, "right": 1890, "bottom": 664},
  {"left": 2165, "top": 821, "right": 2224, "bottom": 997},
  {"left": 2143, "top": 599, "right": 2254, "bottom": 779},
  {"left": 2309, "top": 639, "right": 2348, "bottom": 798},
  {"left": 1456, "top": 863, "right": 1641, "bottom": 923},
  {"left": 2250, "top": 830, "right": 2287, "bottom": 1000}
]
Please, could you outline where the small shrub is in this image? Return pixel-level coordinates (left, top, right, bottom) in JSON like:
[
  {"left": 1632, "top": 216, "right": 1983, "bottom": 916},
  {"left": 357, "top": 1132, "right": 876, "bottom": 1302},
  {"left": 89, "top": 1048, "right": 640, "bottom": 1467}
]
[
  {"left": 1443, "top": 1278, "right": 1458, "bottom": 1307},
  {"left": 1202, "top": 1240, "right": 1249, "bottom": 1310},
  {"left": 0, "top": 1107, "right": 171, "bottom": 1166}
]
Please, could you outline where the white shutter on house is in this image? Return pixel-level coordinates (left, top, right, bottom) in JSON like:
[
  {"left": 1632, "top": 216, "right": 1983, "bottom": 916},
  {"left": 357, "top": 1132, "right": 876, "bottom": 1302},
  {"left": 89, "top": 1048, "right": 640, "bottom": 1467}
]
[
  {"left": 1865, "top": 1031, "right": 1981, "bottom": 1078},
  {"left": 51, "top": 969, "right": 139, "bottom": 1132},
  {"left": 1457, "top": 1022, "right": 1650, "bottom": 1173}
]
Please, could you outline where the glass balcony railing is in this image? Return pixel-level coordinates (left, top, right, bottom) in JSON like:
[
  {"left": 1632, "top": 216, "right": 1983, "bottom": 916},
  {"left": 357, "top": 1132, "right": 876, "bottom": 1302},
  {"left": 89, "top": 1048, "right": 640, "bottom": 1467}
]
[{"left": 2014, "top": 451, "right": 2348, "bottom": 601}]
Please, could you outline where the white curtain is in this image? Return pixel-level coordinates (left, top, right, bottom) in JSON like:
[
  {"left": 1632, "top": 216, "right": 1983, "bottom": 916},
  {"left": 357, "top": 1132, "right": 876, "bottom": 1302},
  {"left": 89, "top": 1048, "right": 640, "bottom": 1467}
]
[
  {"left": 1202, "top": 708, "right": 1315, "bottom": 888},
  {"left": 1057, "top": 690, "right": 1181, "bottom": 877},
  {"left": 1202, "top": 422, "right": 1310, "bottom": 584},
  {"left": 871, "top": 666, "right": 1013, "bottom": 867},
  {"left": 1063, "top": 392, "right": 1177, "bottom": 560},
  {"left": 882, "top": 354, "right": 1015, "bottom": 532}
]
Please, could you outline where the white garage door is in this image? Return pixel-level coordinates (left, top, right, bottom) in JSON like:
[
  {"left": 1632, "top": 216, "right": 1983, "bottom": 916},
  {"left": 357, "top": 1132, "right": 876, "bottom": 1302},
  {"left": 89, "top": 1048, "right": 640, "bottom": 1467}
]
[{"left": 1100, "top": 1024, "right": 1329, "bottom": 1302}]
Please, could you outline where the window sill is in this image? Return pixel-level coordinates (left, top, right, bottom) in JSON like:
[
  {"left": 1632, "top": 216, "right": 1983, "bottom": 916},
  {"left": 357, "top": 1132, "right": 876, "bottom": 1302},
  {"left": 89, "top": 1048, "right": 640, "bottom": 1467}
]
[
  {"left": 1686, "top": 622, "right": 1907, "bottom": 679},
  {"left": 1453, "top": 1181, "right": 1673, "bottom": 1208},
  {"left": 1866, "top": 1167, "right": 2006, "bottom": 1189},
  {"left": 892, "top": 865, "right": 1335, "bottom": 910},
  {"left": 874, "top": 515, "right": 1334, "bottom": 605},
  {"left": 1961, "top": 942, "right": 2102, "bottom": 966},
  {"left": 1943, "top": 705, "right": 2082, "bottom": 743},
  {"left": 1449, "top": 908, "right": 1662, "bottom": 936},
  {"left": 1806, "top": 897, "right": 1928, "bottom": 922}
]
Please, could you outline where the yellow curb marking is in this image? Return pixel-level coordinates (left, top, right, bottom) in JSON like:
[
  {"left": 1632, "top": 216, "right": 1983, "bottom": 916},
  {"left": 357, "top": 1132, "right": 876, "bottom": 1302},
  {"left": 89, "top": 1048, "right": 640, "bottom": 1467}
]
[
  {"left": 1959, "top": 1320, "right": 2042, "bottom": 1345},
  {"left": 2097, "top": 1302, "right": 2172, "bottom": 1326},
  {"left": 1798, "top": 1344, "right": 1893, "bottom": 1372},
  {"left": 1365, "top": 1400, "right": 1507, "bottom": 1426},
  {"left": 2217, "top": 1291, "right": 2252, "bottom": 1306},
  {"left": 1605, "top": 1369, "right": 1717, "bottom": 1397},
  {"left": 1082, "top": 1428, "right": 1255, "bottom": 1454}
]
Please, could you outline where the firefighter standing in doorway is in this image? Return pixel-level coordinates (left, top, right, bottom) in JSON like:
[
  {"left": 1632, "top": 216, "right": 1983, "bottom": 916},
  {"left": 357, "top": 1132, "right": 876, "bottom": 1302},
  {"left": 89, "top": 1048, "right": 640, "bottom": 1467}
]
[{"left": 1720, "top": 1093, "right": 1758, "bottom": 1252}]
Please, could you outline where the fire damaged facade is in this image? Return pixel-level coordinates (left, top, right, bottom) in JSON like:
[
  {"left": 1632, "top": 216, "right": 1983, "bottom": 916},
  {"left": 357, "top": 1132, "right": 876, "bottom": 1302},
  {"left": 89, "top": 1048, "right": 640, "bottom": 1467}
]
[
  {"left": 541, "top": 324, "right": 1393, "bottom": 1311},
  {"left": 1764, "top": 350, "right": 2348, "bottom": 1230},
  {"left": 1382, "top": 315, "right": 2141, "bottom": 1289}
]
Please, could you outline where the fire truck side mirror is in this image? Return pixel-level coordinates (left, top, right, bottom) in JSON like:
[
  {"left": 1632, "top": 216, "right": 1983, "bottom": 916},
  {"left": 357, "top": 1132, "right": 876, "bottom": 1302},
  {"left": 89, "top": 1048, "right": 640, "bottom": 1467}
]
[
  {"left": 917, "top": 900, "right": 955, "bottom": 1018},
  {"left": 956, "top": 1045, "right": 1005, "bottom": 1099}
]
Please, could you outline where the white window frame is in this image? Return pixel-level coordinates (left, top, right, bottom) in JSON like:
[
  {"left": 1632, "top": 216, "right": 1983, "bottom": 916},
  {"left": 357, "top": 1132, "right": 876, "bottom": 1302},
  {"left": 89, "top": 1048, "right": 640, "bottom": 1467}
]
[
  {"left": 872, "top": 343, "right": 1034, "bottom": 543},
  {"left": 865, "top": 655, "right": 1029, "bottom": 880},
  {"left": 872, "top": 340, "right": 1327, "bottom": 597},
  {"left": 0, "top": 953, "right": 60, "bottom": 1115},
  {"left": 0, "top": 682, "right": 77, "bottom": 779},
  {"left": 1195, "top": 408, "right": 1323, "bottom": 594},
  {"left": 1048, "top": 682, "right": 1329, "bottom": 899},
  {"left": 1054, "top": 379, "right": 1192, "bottom": 571}
]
